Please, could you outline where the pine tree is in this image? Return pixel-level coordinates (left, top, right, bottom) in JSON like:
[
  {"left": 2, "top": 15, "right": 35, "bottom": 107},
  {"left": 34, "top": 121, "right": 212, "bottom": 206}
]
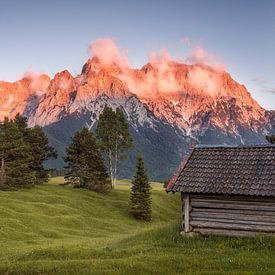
[
  {"left": 266, "top": 135, "right": 275, "bottom": 144},
  {"left": 266, "top": 125, "right": 275, "bottom": 144},
  {"left": 13, "top": 114, "right": 57, "bottom": 183},
  {"left": 0, "top": 118, "right": 35, "bottom": 188},
  {"left": 96, "top": 106, "right": 133, "bottom": 188},
  {"left": 130, "top": 155, "right": 152, "bottom": 221},
  {"left": 64, "top": 127, "right": 111, "bottom": 193}
]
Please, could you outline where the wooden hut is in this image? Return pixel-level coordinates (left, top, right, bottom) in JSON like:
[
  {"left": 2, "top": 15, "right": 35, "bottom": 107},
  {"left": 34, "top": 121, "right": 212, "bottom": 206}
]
[{"left": 167, "top": 145, "right": 275, "bottom": 237}]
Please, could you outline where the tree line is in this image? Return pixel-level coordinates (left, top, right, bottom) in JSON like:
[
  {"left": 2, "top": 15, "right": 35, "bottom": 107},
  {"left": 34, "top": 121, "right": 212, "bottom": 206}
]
[
  {"left": 64, "top": 106, "right": 133, "bottom": 192},
  {"left": 0, "top": 114, "right": 57, "bottom": 189},
  {"left": 0, "top": 107, "right": 152, "bottom": 221},
  {"left": 64, "top": 106, "right": 152, "bottom": 220}
]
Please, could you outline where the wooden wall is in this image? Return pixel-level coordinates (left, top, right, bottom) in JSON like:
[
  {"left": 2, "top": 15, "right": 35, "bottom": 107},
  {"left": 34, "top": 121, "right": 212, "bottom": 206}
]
[{"left": 182, "top": 193, "right": 275, "bottom": 237}]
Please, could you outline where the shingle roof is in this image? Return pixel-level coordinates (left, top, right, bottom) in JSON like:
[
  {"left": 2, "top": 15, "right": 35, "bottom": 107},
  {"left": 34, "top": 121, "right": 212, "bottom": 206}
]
[{"left": 168, "top": 145, "right": 275, "bottom": 197}]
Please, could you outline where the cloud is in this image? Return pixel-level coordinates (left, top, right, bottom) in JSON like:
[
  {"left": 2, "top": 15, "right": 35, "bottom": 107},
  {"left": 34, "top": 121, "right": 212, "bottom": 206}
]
[
  {"left": 187, "top": 46, "right": 212, "bottom": 64},
  {"left": 252, "top": 77, "right": 269, "bottom": 85},
  {"left": 181, "top": 37, "right": 191, "bottom": 46},
  {"left": 148, "top": 50, "right": 181, "bottom": 94},
  {"left": 149, "top": 49, "right": 173, "bottom": 68},
  {"left": 86, "top": 38, "right": 226, "bottom": 98},
  {"left": 118, "top": 49, "right": 181, "bottom": 97},
  {"left": 89, "top": 38, "right": 129, "bottom": 68},
  {"left": 187, "top": 66, "right": 222, "bottom": 97},
  {"left": 23, "top": 70, "right": 50, "bottom": 96},
  {"left": 187, "top": 45, "right": 226, "bottom": 71},
  {"left": 265, "top": 87, "right": 275, "bottom": 94},
  {"left": 2, "top": 95, "right": 14, "bottom": 109},
  {"left": 252, "top": 77, "right": 275, "bottom": 95}
]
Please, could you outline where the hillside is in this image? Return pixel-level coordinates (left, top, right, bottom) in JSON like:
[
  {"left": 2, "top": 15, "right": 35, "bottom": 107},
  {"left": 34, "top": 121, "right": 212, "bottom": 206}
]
[{"left": 0, "top": 178, "right": 274, "bottom": 274}]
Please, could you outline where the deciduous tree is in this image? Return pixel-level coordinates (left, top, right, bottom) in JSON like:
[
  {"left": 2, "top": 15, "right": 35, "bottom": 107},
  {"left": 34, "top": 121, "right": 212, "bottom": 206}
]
[{"left": 96, "top": 106, "right": 133, "bottom": 188}]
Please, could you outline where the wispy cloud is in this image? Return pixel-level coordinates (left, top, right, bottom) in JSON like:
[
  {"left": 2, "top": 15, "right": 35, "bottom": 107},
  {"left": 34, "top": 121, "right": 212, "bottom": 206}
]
[
  {"left": 264, "top": 87, "right": 275, "bottom": 94},
  {"left": 183, "top": 40, "right": 226, "bottom": 71},
  {"left": 252, "top": 77, "right": 275, "bottom": 95},
  {"left": 252, "top": 77, "right": 269, "bottom": 85},
  {"left": 181, "top": 37, "right": 191, "bottom": 47}
]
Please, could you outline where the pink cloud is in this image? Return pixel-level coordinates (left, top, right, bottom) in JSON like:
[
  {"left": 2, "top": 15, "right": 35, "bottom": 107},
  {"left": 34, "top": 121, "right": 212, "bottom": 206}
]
[
  {"left": 187, "top": 46, "right": 212, "bottom": 64},
  {"left": 86, "top": 38, "right": 226, "bottom": 98},
  {"left": 187, "top": 66, "right": 223, "bottom": 97},
  {"left": 187, "top": 45, "right": 226, "bottom": 71},
  {"left": 181, "top": 37, "right": 191, "bottom": 46},
  {"left": 89, "top": 38, "right": 129, "bottom": 68},
  {"left": 118, "top": 49, "right": 181, "bottom": 98},
  {"left": 148, "top": 49, "right": 175, "bottom": 71},
  {"left": 252, "top": 77, "right": 269, "bottom": 85},
  {"left": 23, "top": 70, "right": 50, "bottom": 96}
]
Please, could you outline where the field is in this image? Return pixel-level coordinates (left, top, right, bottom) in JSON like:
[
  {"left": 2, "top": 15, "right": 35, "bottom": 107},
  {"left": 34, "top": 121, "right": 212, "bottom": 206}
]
[{"left": 0, "top": 178, "right": 274, "bottom": 274}]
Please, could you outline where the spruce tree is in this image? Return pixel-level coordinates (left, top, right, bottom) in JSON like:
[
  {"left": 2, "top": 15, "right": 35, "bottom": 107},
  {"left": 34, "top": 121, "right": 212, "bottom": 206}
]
[
  {"left": 13, "top": 114, "right": 57, "bottom": 183},
  {"left": 64, "top": 127, "right": 111, "bottom": 193},
  {"left": 266, "top": 125, "right": 275, "bottom": 144},
  {"left": 130, "top": 155, "right": 152, "bottom": 221},
  {"left": 266, "top": 135, "right": 275, "bottom": 144},
  {"left": 0, "top": 118, "right": 35, "bottom": 188},
  {"left": 96, "top": 106, "right": 133, "bottom": 187}
]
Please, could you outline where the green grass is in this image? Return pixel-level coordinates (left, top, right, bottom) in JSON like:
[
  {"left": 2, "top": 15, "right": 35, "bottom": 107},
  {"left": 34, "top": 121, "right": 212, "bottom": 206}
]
[{"left": 0, "top": 177, "right": 274, "bottom": 274}]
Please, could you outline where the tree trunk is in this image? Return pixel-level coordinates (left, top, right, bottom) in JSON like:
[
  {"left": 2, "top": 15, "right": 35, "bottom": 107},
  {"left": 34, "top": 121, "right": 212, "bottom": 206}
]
[
  {"left": 109, "top": 149, "right": 114, "bottom": 188},
  {"left": 0, "top": 155, "right": 5, "bottom": 185},
  {"left": 113, "top": 137, "right": 118, "bottom": 187}
]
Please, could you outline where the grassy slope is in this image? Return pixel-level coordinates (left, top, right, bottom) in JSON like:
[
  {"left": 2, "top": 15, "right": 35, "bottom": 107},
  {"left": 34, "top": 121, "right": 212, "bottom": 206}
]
[{"left": 0, "top": 177, "right": 274, "bottom": 274}]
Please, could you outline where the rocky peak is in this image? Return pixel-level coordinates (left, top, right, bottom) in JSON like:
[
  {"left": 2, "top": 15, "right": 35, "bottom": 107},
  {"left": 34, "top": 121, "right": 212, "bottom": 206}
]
[
  {"left": 0, "top": 57, "right": 273, "bottom": 142},
  {"left": 48, "top": 70, "right": 75, "bottom": 92},
  {"left": 140, "top": 63, "right": 156, "bottom": 74},
  {"left": 82, "top": 57, "right": 122, "bottom": 77}
]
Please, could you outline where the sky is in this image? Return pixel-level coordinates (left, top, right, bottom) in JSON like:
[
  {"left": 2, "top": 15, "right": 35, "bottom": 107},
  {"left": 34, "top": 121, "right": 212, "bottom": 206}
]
[{"left": 0, "top": 0, "right": 274, "bottom": 109}]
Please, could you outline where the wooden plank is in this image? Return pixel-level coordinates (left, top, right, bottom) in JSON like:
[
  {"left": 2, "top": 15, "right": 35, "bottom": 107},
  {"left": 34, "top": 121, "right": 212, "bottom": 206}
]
[
  {"left": 190, "top": 220, "right": 275, "bottom": 232},
  {"left": 191, "top": 198, "right": 275, "bottom": 207},
  {"left": 189, "top": 194, "right": 275, "bottom": 235},
  {"left": 193, "top": 228, "right": 275, "bottom": 237},
  {"left": 191, "top": 201, "right": 275, "bottom": 212},
  {"left": 190, "top": 212, "right": 275, "bottom": 223},
  {"left": 184, "top": 193, "right": 190, "bottom": 233},
  {"left": 190, "top": 194, "right": 275, "bottom": 203},
  {"left": 191, "top": 217, "right": 275, "bottom": 226},
  {"left": 191, "top": 208, "right": 275, "bottom": 216}
]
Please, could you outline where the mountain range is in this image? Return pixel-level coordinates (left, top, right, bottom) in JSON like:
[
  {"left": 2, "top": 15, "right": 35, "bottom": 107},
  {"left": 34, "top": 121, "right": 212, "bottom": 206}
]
[{"left": 0, "top": 56, "right": 274, "bottom": 180}]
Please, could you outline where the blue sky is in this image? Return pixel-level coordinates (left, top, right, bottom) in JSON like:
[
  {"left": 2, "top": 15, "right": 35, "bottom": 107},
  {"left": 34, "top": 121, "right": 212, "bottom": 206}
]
[{"left": 0, "top": 0, "right": 274, "bottom": 109}]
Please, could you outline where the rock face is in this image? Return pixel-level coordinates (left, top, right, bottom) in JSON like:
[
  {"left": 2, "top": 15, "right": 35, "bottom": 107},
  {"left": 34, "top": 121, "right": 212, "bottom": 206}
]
[{"left": 0, "top": 57, "right": 274, "bottom": 180}]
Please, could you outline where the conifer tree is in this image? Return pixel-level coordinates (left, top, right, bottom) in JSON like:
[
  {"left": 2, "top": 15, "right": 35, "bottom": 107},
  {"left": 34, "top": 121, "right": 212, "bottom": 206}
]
[
  {"left": 64, "top": 127, "right": 111, "bottom": 193},
  {"left": 130, "top": 155, "right": 152, "bottom": 221},
  {"left": 96, "top": 106, "right": 133, "bottom": 188},
  {"left": 266, "top": 135, "right": 275, "bottom": 144},
  {"left": 0, "top": 118, "right": 35, "bottom": 188},
  {"left": 14, "top": 114, "right": 57, "bottom": 183}
]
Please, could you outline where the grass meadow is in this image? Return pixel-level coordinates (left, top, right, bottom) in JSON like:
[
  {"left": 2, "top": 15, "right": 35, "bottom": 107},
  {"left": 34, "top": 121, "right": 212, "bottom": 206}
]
[{"left": 0, "top": 177, "right": 274, "bottom": 274}]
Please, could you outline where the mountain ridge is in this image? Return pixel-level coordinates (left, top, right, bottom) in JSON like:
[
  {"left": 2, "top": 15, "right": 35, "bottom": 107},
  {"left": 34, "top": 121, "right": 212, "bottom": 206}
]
[{"left": 0, "top": 57, "right": 274, "bottom": 179}]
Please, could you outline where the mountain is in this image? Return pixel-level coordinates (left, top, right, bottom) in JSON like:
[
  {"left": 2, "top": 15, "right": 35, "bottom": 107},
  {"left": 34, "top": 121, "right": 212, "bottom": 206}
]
[{"left": 0, "top": 57, "right": 274, "bottom": 180}]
